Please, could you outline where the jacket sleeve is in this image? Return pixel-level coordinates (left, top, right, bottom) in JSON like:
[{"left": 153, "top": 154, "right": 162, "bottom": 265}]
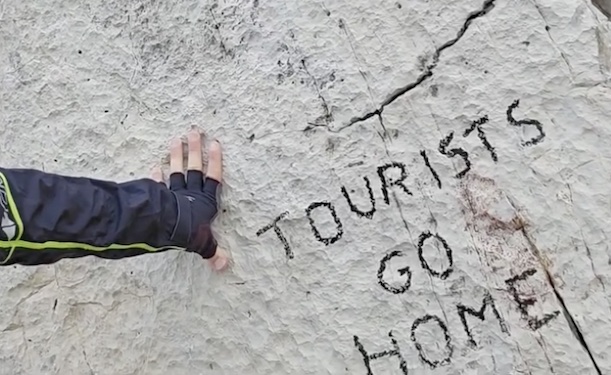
[{"left": 0, "top": 167, "right": 190, "bottom": 266}]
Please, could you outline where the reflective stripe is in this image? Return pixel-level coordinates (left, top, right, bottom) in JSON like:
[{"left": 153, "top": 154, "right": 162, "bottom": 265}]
[
  {"left": 0, "top": 240, "right": 183, "bottom": 253},
  {"left": 0, "top": 172, "right": 184, "bottom": 264}
]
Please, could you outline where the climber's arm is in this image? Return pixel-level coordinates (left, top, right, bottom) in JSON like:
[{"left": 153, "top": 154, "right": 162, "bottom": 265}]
[{"left": 0, "top": 129, "right": 228, "bottom": 270}]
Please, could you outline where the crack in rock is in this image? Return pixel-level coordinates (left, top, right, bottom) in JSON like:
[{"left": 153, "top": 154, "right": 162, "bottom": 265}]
[
  {"left": 302, "top": 59, "right": 334, "bottom": 126},
  {"left": 592, "top": 0, "right": 611, "bottom": 19},
  {"left": 530, "top": 0, "right": 574, "bottom": 77},
  {"left": 83, "top": 349, "right": 95, "bottom": 375},
  {"left": 518, "top": 226, "right": 603, "bottom": 375},
  {"left": 464, "top": 181, "right": 603, "bottom": 374},
  {"left": 305, "top": 0, "right": 496, "bottom": 133}
]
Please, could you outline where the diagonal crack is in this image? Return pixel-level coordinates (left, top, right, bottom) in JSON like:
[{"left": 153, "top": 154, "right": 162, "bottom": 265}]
[
  {"left": 519, "top": 227, "right": 603, "bottom": 375},
  {"left": 83, "top": 349, "right": 95, "bottom": 375},
  {"left": 305, "top": 0, "right": 496, "bottom": 133},
  {"left": 302, "top": 59, "right": 334, "bottom": 126},
  {"left": 530, "top": 0, "right": 574, "bottom": 77},
  {"left": 592, "top": 0, "right": 611, "bottom": 19},
  {"left": 506, "top": 195, "right": 604, "bottom": 375}
]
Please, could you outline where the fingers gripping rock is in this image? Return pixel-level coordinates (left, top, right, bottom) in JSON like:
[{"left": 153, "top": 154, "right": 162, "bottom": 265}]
[{"left": 167, "top": 129, "right": 223, "bottom": 260}]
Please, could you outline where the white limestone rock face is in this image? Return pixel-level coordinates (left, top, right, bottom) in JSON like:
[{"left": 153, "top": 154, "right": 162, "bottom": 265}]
[{"left": 1, "top": 0, "right": 610, "bottom": 374}]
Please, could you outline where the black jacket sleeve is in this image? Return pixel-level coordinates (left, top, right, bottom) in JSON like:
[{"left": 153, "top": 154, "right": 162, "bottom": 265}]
[{"left": 0, "top": 167, "right": 192, "bottom": 265}]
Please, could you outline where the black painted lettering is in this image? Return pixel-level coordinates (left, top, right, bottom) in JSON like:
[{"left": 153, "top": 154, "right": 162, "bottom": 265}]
[
  {"left": 417, "top": 231, "right": 453, "bottom": 280},
  {"left": 341, "top": 176, "right": 376, "bottom": 219},
  {"left": 506, "top": 99, "right": 545, "bottom": 146},
  {"left": 378, "top": 250, "right": 412, "bottom": 294},
  {"left": 457, "top": 292, "right": 509, "bottom": 348},
  {"left": 377, "top": 162, "right": 412, "bottom": 205},
  {"left": 438, "top": 132, "right": 471, "bottom": 178},
  {"left": 505, "top": 268, "right": 560, "bottom": 330},
  {"left": 411, "top": 315, "right": 453, "bottom": 369},
  {"left": 420, "top": 150, "right": 442, "bottom": 189},
  {"left": 354, "top": 331, "right": 408, "bottom": 375},
  {"left": 256, "top": 211, "right": 294, "bottom": 259},
  {"left": 305, "top": 202, "right": 343, "bottom": 245},
  {"left": 463, "top": 115, "right": 498, "bottom": 162}
]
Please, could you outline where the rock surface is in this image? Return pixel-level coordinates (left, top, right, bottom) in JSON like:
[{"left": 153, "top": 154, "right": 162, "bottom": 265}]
[{"left": 1, "top": 0, "right": 610, "bottom": 374}]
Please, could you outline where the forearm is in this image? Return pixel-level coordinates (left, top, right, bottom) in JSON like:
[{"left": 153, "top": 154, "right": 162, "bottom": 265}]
[{"left": 0, "top": 167, "right": 189, "bottom": 265}]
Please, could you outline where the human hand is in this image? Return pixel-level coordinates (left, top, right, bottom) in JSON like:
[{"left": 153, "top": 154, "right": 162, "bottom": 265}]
[{"left": 150, "top": 128, "right": 229, "bottom": 272}]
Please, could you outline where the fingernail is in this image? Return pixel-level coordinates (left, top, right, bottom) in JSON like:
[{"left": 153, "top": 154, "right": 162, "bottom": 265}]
[{"left": 213, "top": 257, "right": 227, "bottom": 271}]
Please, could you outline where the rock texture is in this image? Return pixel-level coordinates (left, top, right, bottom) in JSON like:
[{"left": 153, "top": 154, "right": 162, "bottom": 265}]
[{"left": 1, "top": 0, "right": 610, "bottom": 374}]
